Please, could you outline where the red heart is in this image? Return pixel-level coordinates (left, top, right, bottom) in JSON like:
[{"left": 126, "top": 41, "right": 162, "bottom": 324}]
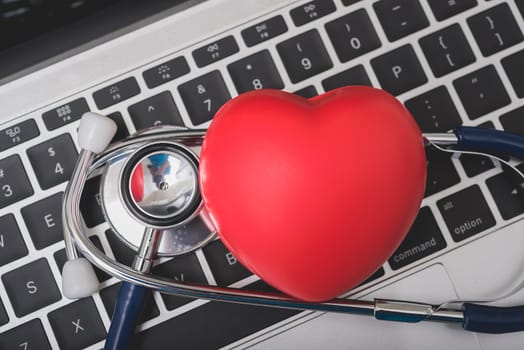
[{"left": 199, "top": 86, "right": 426, "bottom": 302}]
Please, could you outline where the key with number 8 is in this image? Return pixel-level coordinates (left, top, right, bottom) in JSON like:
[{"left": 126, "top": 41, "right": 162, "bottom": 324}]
[{"left": 228, "top": 50, "right": 284, "bottom": 94}]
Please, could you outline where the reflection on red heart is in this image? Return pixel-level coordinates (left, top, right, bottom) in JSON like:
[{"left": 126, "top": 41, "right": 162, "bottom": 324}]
[{"left": 199, "top": 86, "right": 426, "bottom": 302}]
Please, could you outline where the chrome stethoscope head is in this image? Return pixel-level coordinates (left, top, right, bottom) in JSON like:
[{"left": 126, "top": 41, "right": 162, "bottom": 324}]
[
  {"left": 98, "top": 137, "right": 215, "bottom": 258},
  {"left": 120, "top": 142, "right": 201, "bottom": 227},
  {"left": 61, "top": 113, "right": 214, "bottom": 298}
]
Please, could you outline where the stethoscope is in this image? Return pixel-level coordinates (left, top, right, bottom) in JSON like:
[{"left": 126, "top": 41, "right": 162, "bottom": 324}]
[{"left": 62, "top": 93, "right": 524, "bottom": 350}]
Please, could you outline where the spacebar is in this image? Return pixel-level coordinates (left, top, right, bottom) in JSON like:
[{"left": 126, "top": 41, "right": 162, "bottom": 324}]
[{"left": 131, "top": 282, "right": 300, "bottom": 349}]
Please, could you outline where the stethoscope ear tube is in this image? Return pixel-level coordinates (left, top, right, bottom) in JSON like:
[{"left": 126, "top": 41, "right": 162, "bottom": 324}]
[
  {"left": 462, "top": 303, "right": 524, "bottom": 334},
  {"left": 455, "top": 126, "right": 524, "bottom": 158}
]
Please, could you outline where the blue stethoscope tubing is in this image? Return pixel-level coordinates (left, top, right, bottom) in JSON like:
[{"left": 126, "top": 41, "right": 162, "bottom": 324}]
[
  {"left": 63, "top": 119, "right": 524, "bottom": 350},
  {"left": 455, "top": 125, "right": 524, "bottom": 158}
]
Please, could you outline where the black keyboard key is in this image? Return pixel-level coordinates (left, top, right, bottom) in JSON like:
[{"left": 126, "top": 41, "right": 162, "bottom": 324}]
[
  {"left": 48, "top": 297, "right": 107, "bottom": 350},
  {"left": 294, "top": 85, "right": 318, "bottom": 98},
  {"left": 93, "top": 77, "right": 141, "bottom": 109},
  {"left": 322, "top": 65, "right": 371, "bottom": 91},
  {"left": 131, "top": 281, "right": 299, "bottom": 350},
  {"left": 143, "top": 56, "right": 190, "bottom": 89},
  {"left": 517, "top": 0, "right": 524, "bottom": 19},
  {"left": 202, "top": 240, "right": 252, "bottom": 286},
  {"left": 42, "top": 98, "right": 89, "bottom": 131},
  {"left": 453, "top": 65, "right": 510, "bottom": 120},
  {"left": 0, "top": 119, "right": 39, "bottom": 152},
  {"left": 242, "top": 15, "right": 288, "bottom": 47},
  {"left": 502, "top": 49, "right": 524, "bottom": 98},
  {"left": 0, "top": 155, "right": 33, "bottom": 209},
  {"left": 419, "top": 24, "right": 476, "bottom": 78},
  {"left": 437, "top": 185, "right": 496, "bottom": 242},
  {"left": 0, "top": 319, "right": 51, "bottom": 349},
  {"left": 404, "top": 86, "right": 462, "bottom": 133},
  {"left": 486, "top": 165, "right": 524, "bottom": 220},
  {"left": 2, "top": 258, "right": 61, "bottom": 317},
  {"left": 425, "top": 147, "right": 461, "bottom": 197},
  {"left": 290, "top": 0, "right": 336, "bottom": 26},
  {"left": 21, "top": 192, "right": 63, "bottom": 249},
  {"left": 460, "top": 154, "right": 495, "bottom": 178},
  {"left": 427, "top": 0, "right": 477, "bottom": 21},
  {"left": 373, "top": 0, "right": 429, "bottom": 42},
  {"left": 389, "top": 207, "right": 447, "bottom": 270},
  {"left": 128, "top": 91, "right": 184, "bottom": 130},
  {"left": 457, "top": 122, "right": 496, "bottom": 177},
  {"left": 192, "top": 36, "right": 239, "bottom": 68},
  {"left": 105, "top": 229, "right": 135, "bottom": 267},
  {"left": 106, "top": 112, "right": 129, "bottom": 142},
  {"left": 358, "top": 267, "right": 385, "bottom": 287},
  {"left": 153, "top": 253, "right": 208, "bottom": 310},
  {"left": 27, "top": 133, "right": 78, "bottom": 190},
  {"left": 342, "top": 0, "right": 362, "bottom": 5},
  {"left": 80, "top": 175, "right": 105, "bottom": 228},
  {"left": 0, "top": 214, "right": 28, "bottom": 266},
  {"left": 501, "top": 106, "right": 524, "bottom": 135},
  {"left": 100, "top": 283, "right": 159, "bottom": 324},
  {"left": 54, "top": 236, "right": 111, "bottom": 283},
  {"left": 0, "top": 299, "right": 7, "bottom": 326},
  {"left": 467, "top": 3, "right": 524, "bottom": 57},
  {"left": 277, "top": 29, "right": 333, "bottom": 83},
  {"left": 325, "top": 9, "right": 381, "bottom": 63},
  {"left": 178, "top": 71, "right": 231, "bottom": 125},
  {"left": 227, "top": 50, "right": 284, "bottom": 94},
  {"left": 371, "top": 44, "right": 427, "bottom": 96}
]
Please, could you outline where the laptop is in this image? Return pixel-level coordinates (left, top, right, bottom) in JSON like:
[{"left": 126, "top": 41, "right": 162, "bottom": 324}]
[{"left": 1, "top": 0, "right": 524, "bottom": 348}]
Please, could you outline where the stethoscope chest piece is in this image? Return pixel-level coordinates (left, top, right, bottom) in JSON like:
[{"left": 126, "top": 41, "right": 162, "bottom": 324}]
[{"left": 100, "top": 140, "right": 215, "bottom": 256}]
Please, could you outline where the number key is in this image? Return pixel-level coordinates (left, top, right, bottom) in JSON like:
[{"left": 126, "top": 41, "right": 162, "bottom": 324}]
[
  {"left": 0, "top": 155, "right": 33, "bottom": 209},
  {"left": 228, "top": 50, "right": 284, "bottom": 94},
  {"left": 277, "top": 29, "right": 333, "bottom": 83},
  {"left": 27, "top": 133, "right": 78, "bottom": 190},
  {"left": 325, "top": 9, "right": 381, "bottom": 63},
  {"left": 178, "top": 71, "right": 231, "bottom": 125}
]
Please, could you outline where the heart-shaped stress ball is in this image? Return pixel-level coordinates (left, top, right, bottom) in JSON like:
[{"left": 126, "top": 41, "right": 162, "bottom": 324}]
[{"left": 199, "top": 86, "right": 426, "bottom": 302}]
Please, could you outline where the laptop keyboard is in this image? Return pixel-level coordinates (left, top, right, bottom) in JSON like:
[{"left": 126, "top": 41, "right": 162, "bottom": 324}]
[{"left": 2, "top": 0, "right": 524, "bottom": 348}]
